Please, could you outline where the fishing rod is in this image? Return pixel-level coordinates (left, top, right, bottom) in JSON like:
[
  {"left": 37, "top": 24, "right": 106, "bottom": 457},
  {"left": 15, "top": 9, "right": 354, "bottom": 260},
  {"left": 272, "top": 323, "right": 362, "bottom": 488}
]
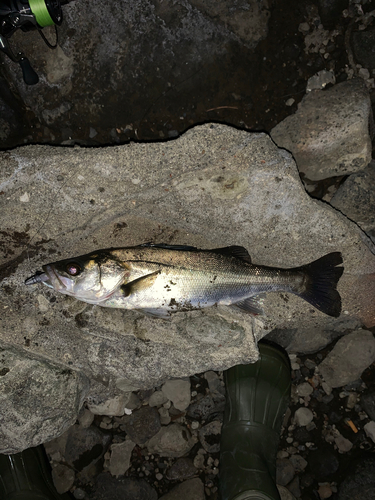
[{"left": 0, "top": 0, "right": 67, "bottom": 85}]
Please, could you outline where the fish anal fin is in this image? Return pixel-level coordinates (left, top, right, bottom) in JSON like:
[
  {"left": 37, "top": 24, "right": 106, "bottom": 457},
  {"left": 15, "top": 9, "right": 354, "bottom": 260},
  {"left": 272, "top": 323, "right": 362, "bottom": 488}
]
[
  {"left": 121, "top": 271, "right": 160, "bottom": 297},
  {"left": 231, "top": 295, "right": 265, "bottom": 315},
  {"left": 209, "top": 246, "right": 252, "bottom": 263}
]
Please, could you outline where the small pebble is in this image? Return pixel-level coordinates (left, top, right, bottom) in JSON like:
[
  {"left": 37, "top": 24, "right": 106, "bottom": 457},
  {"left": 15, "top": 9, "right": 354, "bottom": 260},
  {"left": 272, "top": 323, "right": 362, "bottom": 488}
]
[
  {"left": 364, "top": 421, "right": 375, "bottom": 443},
  {"left": 346, "top": 393, "right": 357, "bottom": 409},
  {"left": 20, "top": 192, "right": 30, "bottom": 202},
  {"left": 158, "top": 407, "right": 171, "bottom": 425},
  {"left": 298, "top": 22, "right": 310, "bottom": 34},
  {"left": 304, "top": 359, "right": 316, "bottom": 370},
  {"left": 149, "top": 390, "right": 168, "bottom": 407},
  {"left": 73, "top": 488, "right": 86, "bottom": 500},
  {"left": 77, "top": 408, "right": 95, "bottom": 428},
  {"left": 322, "top": 382, "right": 332, "bottom": 395},
  {"left": 334, "top": 435, "right": 353, "bottom": 454},
  {"left": 358, "top": 67, "right": 370, "bottom": 80},
  {"left": 306, "top": 421, "right": 316, "bottom": 432},
  {"left": 296, "top": 382, "right": 313, "bottom": 397},
  {"left": 318, "top": 482, "right": 332, "bottom": 499},
  {"left": 294, "top": 407, "right": 314, "bottom": 427}
]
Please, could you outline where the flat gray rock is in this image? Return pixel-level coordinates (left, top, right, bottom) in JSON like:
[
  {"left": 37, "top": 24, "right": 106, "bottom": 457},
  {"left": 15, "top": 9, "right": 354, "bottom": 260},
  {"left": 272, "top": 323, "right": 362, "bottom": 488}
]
[
  {"left": 51, "top": 464, "right": 75, "bottom": 494},
  {"left": 317, "top": 330, "right": 375, "bottom": 388},
  {"left": 199, "top": 420, "right": 222, "bottom": 453},
  {"left": 158, "top": 478, "right": 205, "bottom": 500},
  {"left": 162, "top": 379, "right": 191, "bottom": 411},
  {"left": 276, "top": 458, "right": 295, "bottom": 487},
  {"left": 121, "top": 406, "right": 161, "bottom": 445},
  {"left": 165, "top": 457, "right": 197, "bottom": 481},
  {"left": 1, "top": 123, "right": 375, "bottom": 452},
  {"left": 271, "top": 79, "right": 372, "bottom": 180},
  {"left": 91, "top": 473, "right": 158, "bottom": 500},
  {"left": 0, "top": 343, "right": 89, "bottom": 454},
  {"left": 146, "top": 423, "right": 197, "bottom": 458},
  {"left": 109, "top": 438, "right": 136, "bottom": 477},
  {"left": 45, "top": 424, "right": 111, "bottom": 476},
  {"left": 330, "top": 160, "right": 375, "bottom": 243}
]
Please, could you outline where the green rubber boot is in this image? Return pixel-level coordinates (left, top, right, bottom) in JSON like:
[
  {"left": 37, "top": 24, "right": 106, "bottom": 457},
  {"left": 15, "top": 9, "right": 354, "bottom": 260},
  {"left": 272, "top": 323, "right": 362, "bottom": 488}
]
[
  {"left": 0, "top": 446, "right": 72, "bottom": 500},
  {"left": 219, "top": 341, "right": 291, "bottom": 500}
]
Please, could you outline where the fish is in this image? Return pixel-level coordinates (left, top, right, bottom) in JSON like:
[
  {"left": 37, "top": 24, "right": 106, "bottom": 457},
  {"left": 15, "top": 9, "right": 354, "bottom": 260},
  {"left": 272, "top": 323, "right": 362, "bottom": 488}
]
[{"left": 25, "top": 244, "right": 344, "bottom": 318}]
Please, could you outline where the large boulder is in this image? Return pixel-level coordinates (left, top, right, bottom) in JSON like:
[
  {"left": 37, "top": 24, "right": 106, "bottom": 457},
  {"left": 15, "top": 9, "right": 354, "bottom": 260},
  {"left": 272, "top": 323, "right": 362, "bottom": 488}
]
[
  {"left": 270, "top": 79, "right": 373, "bottom": 180},
  {"left": 1, "top": 123, "right": 374, "bottom": 451}
]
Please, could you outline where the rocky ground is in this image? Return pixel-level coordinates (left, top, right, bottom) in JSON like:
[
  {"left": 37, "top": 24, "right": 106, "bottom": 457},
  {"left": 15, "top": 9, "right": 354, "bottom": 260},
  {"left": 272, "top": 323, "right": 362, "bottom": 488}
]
[
  {"left": 1, "top": 0, "right": 375, "bottom": 499},
  {"left": 44, "top": 330, "right": 375, "bottom": 500}
]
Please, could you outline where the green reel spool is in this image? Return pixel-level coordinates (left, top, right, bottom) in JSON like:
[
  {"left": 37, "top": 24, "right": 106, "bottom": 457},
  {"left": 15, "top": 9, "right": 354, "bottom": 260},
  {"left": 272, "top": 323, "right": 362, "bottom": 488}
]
[{"left": 29, "top": 0, "right": 56, "bottom": 27}]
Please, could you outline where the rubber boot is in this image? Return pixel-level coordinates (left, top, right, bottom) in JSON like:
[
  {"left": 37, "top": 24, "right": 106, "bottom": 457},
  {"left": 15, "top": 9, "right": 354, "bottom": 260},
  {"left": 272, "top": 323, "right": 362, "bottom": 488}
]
[
  {"left": 0, "top": 446, "right": 72, "bottom": 500},
  {"left": 219, "top": 341, "right": 291, "bottom": 500}
]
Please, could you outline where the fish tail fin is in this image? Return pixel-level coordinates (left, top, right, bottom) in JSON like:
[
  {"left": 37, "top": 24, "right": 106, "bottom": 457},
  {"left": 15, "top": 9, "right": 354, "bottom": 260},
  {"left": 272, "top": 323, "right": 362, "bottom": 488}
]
[{"left": 298, "top": 252, "right": 344, "bottom": 318}]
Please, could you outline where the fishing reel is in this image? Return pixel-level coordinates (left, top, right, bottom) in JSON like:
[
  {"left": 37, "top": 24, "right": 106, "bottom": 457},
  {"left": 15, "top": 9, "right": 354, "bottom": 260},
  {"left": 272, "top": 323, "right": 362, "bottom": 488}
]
[{"left": 0, "top": 0, "right": 63, "bottom": 84}]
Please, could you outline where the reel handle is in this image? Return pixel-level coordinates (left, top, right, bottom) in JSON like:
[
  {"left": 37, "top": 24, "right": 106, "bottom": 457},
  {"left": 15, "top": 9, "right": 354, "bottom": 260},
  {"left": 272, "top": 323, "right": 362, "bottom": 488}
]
[
  {"left": 0, "top": 34, "right": 39, "bottom": 85},
  {"left": 19, "top": 55, "right": 39, "bottom": 85}
]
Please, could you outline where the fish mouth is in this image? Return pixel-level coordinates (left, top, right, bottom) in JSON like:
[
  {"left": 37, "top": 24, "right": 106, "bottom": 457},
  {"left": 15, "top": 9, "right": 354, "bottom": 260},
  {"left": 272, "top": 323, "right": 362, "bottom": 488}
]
[
  {"left": 41, "top": 264, "right": 68, "bottom": 291},
  {"left": 25, "top": 271, "right": 50, "bottom": 286},
  {"left": 25, "top": 266, "right": 69, "bottom": 291}
]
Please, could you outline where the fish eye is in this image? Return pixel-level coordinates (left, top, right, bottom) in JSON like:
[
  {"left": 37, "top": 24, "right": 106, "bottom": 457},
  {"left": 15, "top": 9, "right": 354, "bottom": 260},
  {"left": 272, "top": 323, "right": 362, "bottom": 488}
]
[{"left": 66, "top": 262, "right": 81, "bottom": 276}]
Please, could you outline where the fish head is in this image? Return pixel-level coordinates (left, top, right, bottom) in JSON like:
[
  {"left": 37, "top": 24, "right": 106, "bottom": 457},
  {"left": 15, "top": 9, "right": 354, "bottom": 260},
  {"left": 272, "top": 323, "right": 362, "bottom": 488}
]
[{"left": 41, "top": 251, "right": 129, "bottom": 303}]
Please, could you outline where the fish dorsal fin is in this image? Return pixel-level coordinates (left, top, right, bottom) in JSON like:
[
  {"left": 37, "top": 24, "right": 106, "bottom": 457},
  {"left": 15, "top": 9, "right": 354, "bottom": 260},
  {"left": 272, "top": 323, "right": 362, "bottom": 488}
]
[
  {"left": 231, "top": 295, "right": 265, "bottom": 315},
  {"left": 121, "top": 271, "right": 160, "bottom": 297},
  {"left": 209, "top": 246, "right": 252, "bottom": 263},
  {"left": 140, "top": 243, "right": 251, "bottom": 262}
]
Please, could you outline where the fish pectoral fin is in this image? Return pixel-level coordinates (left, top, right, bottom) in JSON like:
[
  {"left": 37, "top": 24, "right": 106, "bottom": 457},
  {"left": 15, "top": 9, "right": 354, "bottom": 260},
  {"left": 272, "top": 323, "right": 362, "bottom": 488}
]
[
  {"left": 209, "top": 246, "right": 252, "bottom": 263},
  {"left": 136, "top": 308, "right": 171, "bottom": 319},
  {"left": 121, "top": 271, "right": 160, "bottom": 297},
  {"left": 231, "top": 295, "right": 265, "bottom": 315},
  {"left": 140, "top": 243, "right": 198, "bottom": 251}
]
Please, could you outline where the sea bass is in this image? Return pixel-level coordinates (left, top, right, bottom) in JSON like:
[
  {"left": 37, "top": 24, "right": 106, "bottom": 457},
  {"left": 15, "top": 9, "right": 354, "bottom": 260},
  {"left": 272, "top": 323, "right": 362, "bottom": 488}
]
[{"left": 25, "top": 244, "right": 344, "bottom": 318}]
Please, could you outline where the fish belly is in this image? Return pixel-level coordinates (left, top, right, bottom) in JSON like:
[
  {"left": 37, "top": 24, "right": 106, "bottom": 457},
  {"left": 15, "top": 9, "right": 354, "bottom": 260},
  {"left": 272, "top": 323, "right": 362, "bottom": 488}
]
[{"left": 101, "top": 268, "right": 260, "bottom": 313}]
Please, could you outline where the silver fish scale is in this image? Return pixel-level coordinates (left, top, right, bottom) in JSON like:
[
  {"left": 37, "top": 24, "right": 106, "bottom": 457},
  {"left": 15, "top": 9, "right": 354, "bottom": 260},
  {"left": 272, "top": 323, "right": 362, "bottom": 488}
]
[{"left": 103, "top": 249, "right": 302, "bottom": 312}]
